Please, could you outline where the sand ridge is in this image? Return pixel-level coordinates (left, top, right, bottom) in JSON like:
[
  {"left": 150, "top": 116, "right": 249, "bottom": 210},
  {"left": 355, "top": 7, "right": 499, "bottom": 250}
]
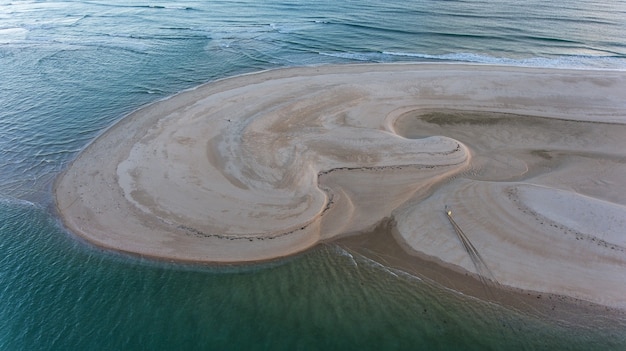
[
  {"left": 393, "top": 109, "right": 626, "bottom": 308},
  {"left": 55, "top": 64, "right": 626, "bottom": 308}
]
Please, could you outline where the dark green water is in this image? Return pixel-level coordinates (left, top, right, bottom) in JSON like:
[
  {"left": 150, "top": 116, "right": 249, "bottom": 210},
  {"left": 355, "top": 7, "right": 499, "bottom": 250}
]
[{"left": 2, "top": 201, "right": 624, "bottom": 350}]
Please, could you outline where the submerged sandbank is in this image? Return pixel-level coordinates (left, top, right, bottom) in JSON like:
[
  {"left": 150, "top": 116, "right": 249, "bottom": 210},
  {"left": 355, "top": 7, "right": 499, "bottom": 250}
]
[{"left": 55, "top": 64, "right": 626, "bottom": 309}]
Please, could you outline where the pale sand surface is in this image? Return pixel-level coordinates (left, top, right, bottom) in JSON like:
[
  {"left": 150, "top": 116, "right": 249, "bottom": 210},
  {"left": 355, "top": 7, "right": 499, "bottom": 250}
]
[{"left": 55, "top": 64, "right": 626, "bottom": 308}]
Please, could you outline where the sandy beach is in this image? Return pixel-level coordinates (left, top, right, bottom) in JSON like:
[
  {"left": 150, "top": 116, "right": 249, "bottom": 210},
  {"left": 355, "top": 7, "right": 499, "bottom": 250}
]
[{"left": 55, "top": 63, "right": 626, "bottom": 309}]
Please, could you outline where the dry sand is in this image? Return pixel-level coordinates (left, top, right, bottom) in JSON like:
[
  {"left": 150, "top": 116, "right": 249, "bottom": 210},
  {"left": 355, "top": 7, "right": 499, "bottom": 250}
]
[{"left": 55, "top": 63, "right": 626, "bottom": 309}]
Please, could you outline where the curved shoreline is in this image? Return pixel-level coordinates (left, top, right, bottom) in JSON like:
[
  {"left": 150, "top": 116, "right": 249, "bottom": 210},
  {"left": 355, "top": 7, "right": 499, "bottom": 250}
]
[{"left": 55, "top": 63, "right": 626, "bottom": 309}]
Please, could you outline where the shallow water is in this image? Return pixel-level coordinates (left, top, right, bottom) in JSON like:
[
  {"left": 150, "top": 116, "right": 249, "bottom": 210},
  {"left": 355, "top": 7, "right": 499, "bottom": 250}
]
[
  {"left": 3, "top": 201, "right": 625, "bottom": 350},
  {"left": 1, "top": 0, "right": 626, "bottom": 349}
]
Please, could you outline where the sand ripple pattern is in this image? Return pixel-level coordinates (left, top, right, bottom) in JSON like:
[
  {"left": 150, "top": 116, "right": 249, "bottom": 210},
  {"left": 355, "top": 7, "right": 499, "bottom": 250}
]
[
  {"left": 56, "top": 64, "right": 483, "bottom": 261},
  {"left": 393, "top": 107, "right": 626, "bottom": 308},
  {"left": 55, "top": 64, "right": 626, "bottom": 307}
]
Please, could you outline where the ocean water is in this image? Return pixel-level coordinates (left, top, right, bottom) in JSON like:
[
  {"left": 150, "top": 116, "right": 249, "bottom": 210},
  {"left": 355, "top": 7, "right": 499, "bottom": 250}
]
[{"left": 1, "top": 0, "right": 625, "bottom": 349}]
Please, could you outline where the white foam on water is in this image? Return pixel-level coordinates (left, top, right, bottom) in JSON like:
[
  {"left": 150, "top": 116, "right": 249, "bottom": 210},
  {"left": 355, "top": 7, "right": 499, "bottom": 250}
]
[
  {"left": 383, "top": 51, "right": 626, "bottom": 70},
  {"left": 0, "top": 195, "right": 36, "bottom": 209},
  {"left": 320, "top": 50, "right": 626, "bottom": 70},
  {"left": 0, "top": 27, "right": 29, "bottom": 43}
]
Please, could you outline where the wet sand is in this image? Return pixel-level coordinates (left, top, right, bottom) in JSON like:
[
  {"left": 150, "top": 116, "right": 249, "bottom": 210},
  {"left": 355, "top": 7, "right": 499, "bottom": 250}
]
[
  {"left": 333, "top": 220, "right": 626, "bottom": 327},
  {"left": 54, "top": 63, "right": 626, "bottom": 309}
]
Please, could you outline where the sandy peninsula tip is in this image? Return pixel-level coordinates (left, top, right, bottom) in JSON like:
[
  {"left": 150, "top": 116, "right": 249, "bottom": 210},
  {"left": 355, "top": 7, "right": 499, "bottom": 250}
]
[{"left": 55, "top": 63, "right": 626, "bottom": 309}]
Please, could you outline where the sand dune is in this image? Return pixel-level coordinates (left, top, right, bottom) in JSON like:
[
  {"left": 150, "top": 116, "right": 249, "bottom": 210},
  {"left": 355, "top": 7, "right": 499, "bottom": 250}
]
[{"left": 55, "top": 64, "right": 626, "bottom": 308}]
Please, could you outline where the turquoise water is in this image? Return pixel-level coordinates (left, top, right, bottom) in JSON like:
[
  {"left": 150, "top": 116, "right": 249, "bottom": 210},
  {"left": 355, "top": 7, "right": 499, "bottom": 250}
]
[{"left": 1, "top": 1, "right": 625, "bottom": 349}]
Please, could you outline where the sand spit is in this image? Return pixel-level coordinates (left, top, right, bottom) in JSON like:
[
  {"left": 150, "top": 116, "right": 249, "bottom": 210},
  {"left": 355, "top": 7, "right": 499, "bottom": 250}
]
[{"left": 55, "top": 64, "right": 626, "bottom": 308}]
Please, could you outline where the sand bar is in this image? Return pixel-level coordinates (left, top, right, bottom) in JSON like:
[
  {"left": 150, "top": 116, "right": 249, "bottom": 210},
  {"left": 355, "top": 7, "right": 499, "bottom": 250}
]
[{"left": 55, "top": 64, "right": 626, "bottom": 308}]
